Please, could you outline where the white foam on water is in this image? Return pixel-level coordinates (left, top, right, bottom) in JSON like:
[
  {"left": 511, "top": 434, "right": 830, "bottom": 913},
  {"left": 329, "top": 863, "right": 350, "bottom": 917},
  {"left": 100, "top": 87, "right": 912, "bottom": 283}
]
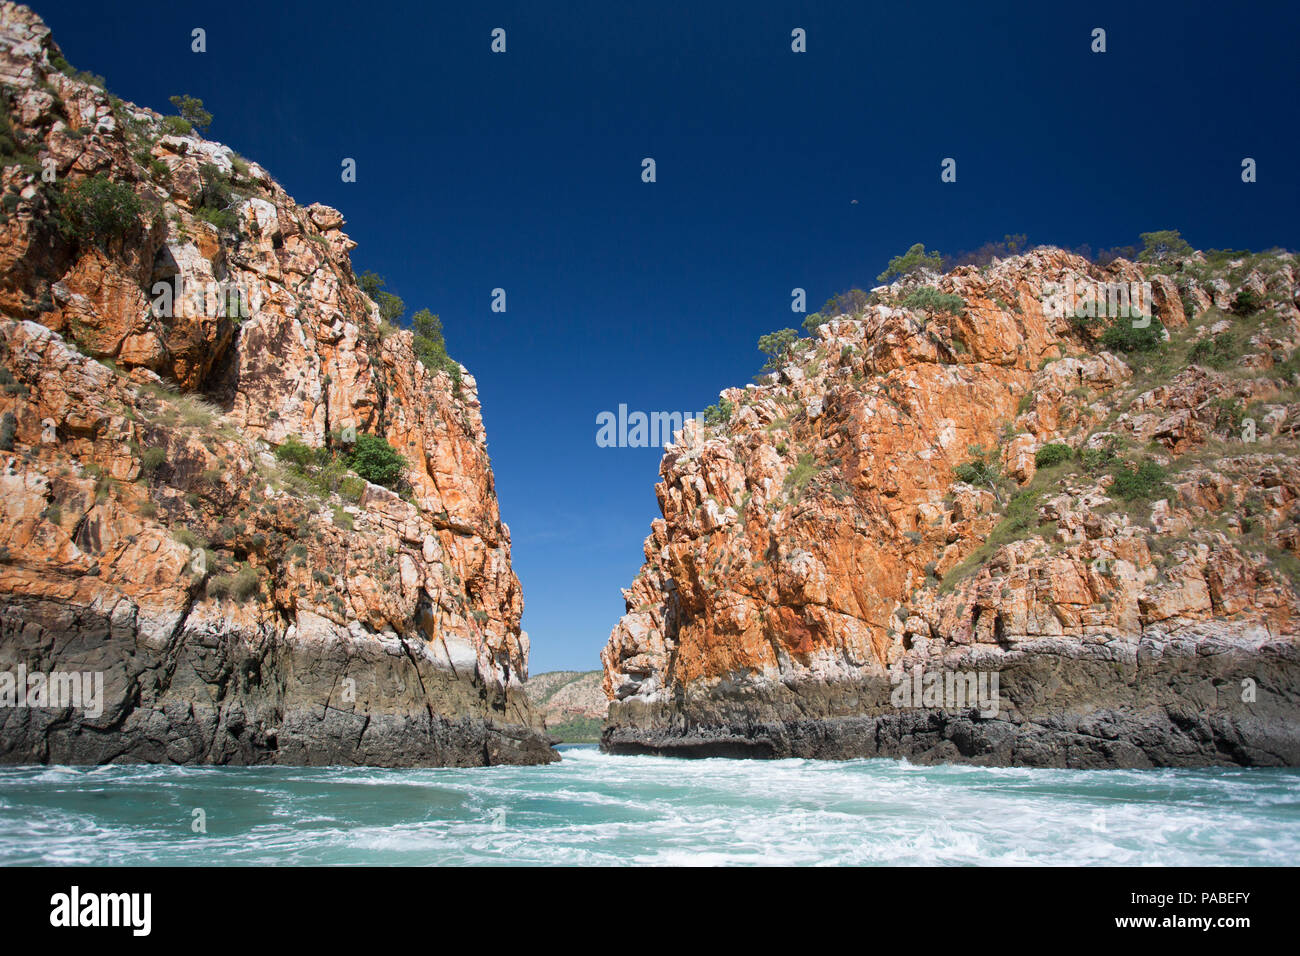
[{"left": 0, "top": 748, "right": 1295, "bottom": 865}]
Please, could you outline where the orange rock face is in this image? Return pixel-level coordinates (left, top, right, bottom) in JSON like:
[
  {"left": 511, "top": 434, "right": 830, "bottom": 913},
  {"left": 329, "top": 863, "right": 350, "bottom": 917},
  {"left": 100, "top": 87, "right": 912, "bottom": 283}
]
[
  {"left": 0, "top": 3, "right": 553, "bottom": 765},
  {"left": 602, "top": 248, "right": 1300, "bottom": 767}
]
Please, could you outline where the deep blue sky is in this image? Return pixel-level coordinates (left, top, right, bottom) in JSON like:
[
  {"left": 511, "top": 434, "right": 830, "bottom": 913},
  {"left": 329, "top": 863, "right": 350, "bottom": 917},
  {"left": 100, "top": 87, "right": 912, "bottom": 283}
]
[{"left": 37, "top": 1, "right": 1299, "bottom": 671}]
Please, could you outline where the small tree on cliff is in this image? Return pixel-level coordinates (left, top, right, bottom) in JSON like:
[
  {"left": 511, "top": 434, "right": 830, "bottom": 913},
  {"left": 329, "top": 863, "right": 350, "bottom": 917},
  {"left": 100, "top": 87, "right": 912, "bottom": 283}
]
[
  {"left": 358, "top": 271, "right": 405, "bottom": 327},
  {"left": 877, "top": 243, "right": 943, "bottom": 283},
  {"left": 168, "top": 95, "right": 212, "bottom": 134},
  {"left": 345, "top": 433, "right": 406, "bottom": 489},
  {"left": 411, "top": 308, "right": 463, "bottom": 396},
  {"left": 58, "top": 173, "right": 142, "bottom": 246},
  {"left": 758, "top": 328, "right": 799, "bottom": 371},
  {"left": 952, "top": 445, "right": 1003, "bottom": 504},
  {"left": 1137, "top": 230, "right": 1192, "bottom": 263}
]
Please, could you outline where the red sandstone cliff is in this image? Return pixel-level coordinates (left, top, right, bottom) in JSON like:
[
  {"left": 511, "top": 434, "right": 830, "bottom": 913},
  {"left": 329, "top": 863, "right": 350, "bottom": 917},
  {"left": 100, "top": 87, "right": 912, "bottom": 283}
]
[
  {"left": 602, "top": 245, "right": 1300, "bottom": 766},
  {"left": 0, "top": 3, "right": 554, "bottom": 765}
]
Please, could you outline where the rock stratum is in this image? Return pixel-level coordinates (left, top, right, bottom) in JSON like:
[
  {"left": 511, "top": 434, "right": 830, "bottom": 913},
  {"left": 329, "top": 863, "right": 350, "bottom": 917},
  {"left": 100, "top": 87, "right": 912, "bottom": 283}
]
[
  {"left": 525, "top": 670, "right": 607, "bottom": 741},
  {"left": 0, "top": 4, "right": 555, "bottom": 765},
  {"left": 602, "top": 245, "right": 1300, "bottom": 767}
]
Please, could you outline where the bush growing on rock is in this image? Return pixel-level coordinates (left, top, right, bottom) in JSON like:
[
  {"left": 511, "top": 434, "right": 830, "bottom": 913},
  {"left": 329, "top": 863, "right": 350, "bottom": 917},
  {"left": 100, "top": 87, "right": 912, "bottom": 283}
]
[
  {"left": 412, "top": 309, "right": 463, "bottom": 395},
  {"left": 877, "top": 243, "right": 942, "bottom": 283},
  {"left": 1188, "top": 331, "right": 1238, "bottom": 369},
  {"left": 274, "top": 436, "right": 318, "bottom": 469},
  {"left": 1137, "top": 229, "right": 1192, "bottom": 263},
  {"left": 1034, "top": 443, "right": 1073, "bottom": 468},
  {"left": 953, "top": 445, "right": 1003, "bottom": 501},
  {"left": 58, "top": 174, "right": 141, "bottom": 245},
  {"left": 207, "top": 563, "right": 258, "bottom": 601},
  {"left": 196, "top": 163, "right": 238, "bottom": 233},
  {"left": 783, "top": 452, "right": 819, "bottom": 497},
  {"left": 1109, "top": 460, "right": 1169, "bottom": 502},
  {"left": 0, "top": 411, "right": 15, "bottom": 450},
  {"left": 359, "top": 271, "right": 405, "bottom": 326},
  {"left": 345, "top": 433, "right": 406, "bottom": 489},
  {"left": 168, "top": 95, "right": 212, "bottom": 134},
  {"left": 1211, "top": 397, "right": 1245, "bottom": 434},
  {"left": 1077, "top": 440, "right": 1120, "bottom": 473},
  {"left": 356, "top": 275, "right": 463, "bottom": 395},
  {"left": 1099, "top": 314, "right": 1165, "bottom": 353},
  {"left": 339, "top": 475, "right": 367, "bottom": 502},
  {"left": 52, "top": 54, "right": 104, "bottom": 88},
  {"left": 758, "top": 328, "right": 799, "bottom": 371},
  {"left": 702, "top": 398, "right": 733, "bottom": 426},
  {"left": 1232, "top": 288, "right": 1263, "bottom": 316},
  {"left": 953, "top": 448, "right": 999, "bottom": 486},
  {"left": 813, "top": 288, "right": 873, "bottom": 325},
  {"left": 160, "top": 115, "right": 192, "bottom": 136},
  {"left": 140, "top": 446, "right": 167, "bottom": 474},
  {"left": 901, "top": 285, "right": 965, "bottom": 315}
]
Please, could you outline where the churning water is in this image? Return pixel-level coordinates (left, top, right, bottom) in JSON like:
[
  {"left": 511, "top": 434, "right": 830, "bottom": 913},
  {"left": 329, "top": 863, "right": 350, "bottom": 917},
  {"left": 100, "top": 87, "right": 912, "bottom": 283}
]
[{"left": 1, "top": 745, "right": 1295, "bottom": 865}]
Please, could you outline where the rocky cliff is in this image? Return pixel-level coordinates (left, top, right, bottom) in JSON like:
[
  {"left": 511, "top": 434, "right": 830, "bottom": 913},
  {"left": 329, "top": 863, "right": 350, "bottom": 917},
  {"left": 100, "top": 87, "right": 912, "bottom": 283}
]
[
  {"left": 602, "top": 244, "right": 1300, "bottom": 767},
  {"left": 0, "top": 3, "right": 555, "bottom": 765},
  {"left": 526, "top": 670, "right": 607, "bottom": 741}
]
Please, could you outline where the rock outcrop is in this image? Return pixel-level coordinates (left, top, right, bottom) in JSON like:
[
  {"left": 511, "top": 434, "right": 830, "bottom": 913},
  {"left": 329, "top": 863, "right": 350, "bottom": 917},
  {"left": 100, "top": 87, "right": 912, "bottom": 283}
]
[
  {"left": 0, "top": 3, "right": 555, "bottom": 765},
  {"left": 602, "top": 245, "right": 1300, "bottom": 767},
  {"left": 526, "top": 670, "right": 608, "bottom": 740}
]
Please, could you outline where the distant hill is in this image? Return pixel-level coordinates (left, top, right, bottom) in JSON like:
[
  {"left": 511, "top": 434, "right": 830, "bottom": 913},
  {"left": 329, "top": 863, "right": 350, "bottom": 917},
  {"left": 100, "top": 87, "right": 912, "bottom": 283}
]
[{"left": 526, "top": 671, "right": 607, "bottom": 742}]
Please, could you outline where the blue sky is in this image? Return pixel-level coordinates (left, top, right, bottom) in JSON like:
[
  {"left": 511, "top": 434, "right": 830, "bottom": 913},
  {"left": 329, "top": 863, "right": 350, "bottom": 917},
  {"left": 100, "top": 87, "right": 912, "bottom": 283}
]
[{"left": 38, "top": 0, "right": 1299, "bottom": 671}]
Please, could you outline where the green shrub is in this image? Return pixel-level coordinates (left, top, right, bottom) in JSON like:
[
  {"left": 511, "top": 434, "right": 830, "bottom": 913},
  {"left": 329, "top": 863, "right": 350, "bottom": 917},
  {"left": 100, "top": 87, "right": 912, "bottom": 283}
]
[
  {"left": 172, "top": 527, "right": 204, "bottom": 549},
  {"left": 140, "top": 446, "right": 167, "bottom": 474},
  {"left": 953, "top": 446, "right": 1000, "bottom": 488},
  {"left": 196, "top": 205, "right": 238, "bottom": 232},
  {"left": 160, "top": 115, "right": 192, "bottom": 137},
  {"left": 345, "top": 433, "right": 406, "bottom": 489},
  {"left": 1034, "top": 443, "right": 1073, "bottom": 468},
  {"left": 332, "top": 506, "right": 354, "bottom": 531},
  {"left": 1232, "top": 288, "right": 1263, "bottom": 316},
  {"left": 1078, "top": 440, "right": 1120, "bottom": 473},
  {"left": 168, "top": 95, "right": 212, "bottom": 134},
  {"left": 0, "top": 411, "right": 15, "bottom": 451},
  {"left": 58, "top": 174, "right": 141, "bottom": 245},
  {"left": 1137, "top": 229, "right": 1192, "bottom": 263},
  {"left": 954, "top": 460, "right": 997, "bottom": 485},
  {"left": 0, "top": 109, "right": 37, "bottom": 167},
  {"left": 1211, "top": 398, "right": 1245, "bottom": 434},
  {"left": 274, "top": 436, "right": 319, "bottom": 469},
  {"left": 208, "top": 563, "right": 259, "bottom": 602},
  {"left": 901, "top": 285, "right": 965, "bottom": 315},
  {"left": 411, "top": 308, "right": 462, "bottom": 394},
  {"left": 702, "top": 398, "right": 734, "bottom": 426},
  {"left": 339, "top": 475, "right": 367, "bottom": 502},
  {"left": 195, "top": 163, "right": 237, "bottom": 232},
  {"left": 52, "top": 55, "right": 104, "bottom": 87},
  {"left": 359, "top": 271, "right": 406, "bottom": 325},
  {"left": 1109, "top": 461, "right": 1169, "bottom": 501},
  {"left": 1099, "top": 315, "right": 1164, "bottom": 353},
  {"left": 783, "top": 452, "right": 818, "bottom": 496},
  {"left": 1188, "top": 331, "right": 1238, "bottom": 369},
  {"left": 758, "top": 329, "right": 799, "bottom": 371},
  {"left": 878, "top": 243, "right": 942, "bottom": 283}
]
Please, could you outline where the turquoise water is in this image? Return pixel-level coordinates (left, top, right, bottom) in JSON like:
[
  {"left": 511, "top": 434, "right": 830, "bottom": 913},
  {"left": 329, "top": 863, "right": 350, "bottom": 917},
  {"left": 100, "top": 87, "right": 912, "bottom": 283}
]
[{"left": 0, "top": 745, "right": 1296, "bottom": 865}]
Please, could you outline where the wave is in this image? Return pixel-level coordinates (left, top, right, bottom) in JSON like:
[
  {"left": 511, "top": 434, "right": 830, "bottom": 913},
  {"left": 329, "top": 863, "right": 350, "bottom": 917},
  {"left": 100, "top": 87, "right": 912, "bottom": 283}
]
[{"left": 0, "top": 750, "right": 1295, "bottom": 866}]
